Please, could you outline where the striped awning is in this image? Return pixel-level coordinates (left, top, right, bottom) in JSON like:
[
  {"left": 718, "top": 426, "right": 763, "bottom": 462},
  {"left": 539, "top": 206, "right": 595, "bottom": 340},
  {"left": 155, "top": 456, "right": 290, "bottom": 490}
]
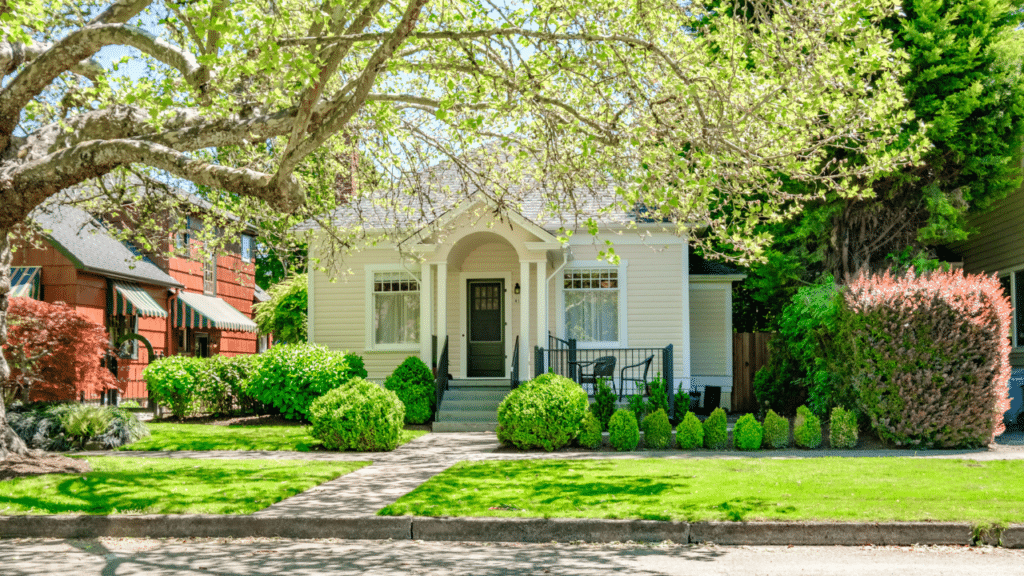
[
  {"left": 112, "top": 281, "right": 167, "bottom": 318},
  {"left": 174, "top": 291, "right": 258, "bottom": 333},
  {"left": 10, "top": 267, "right": 41, "bottom": 299}
]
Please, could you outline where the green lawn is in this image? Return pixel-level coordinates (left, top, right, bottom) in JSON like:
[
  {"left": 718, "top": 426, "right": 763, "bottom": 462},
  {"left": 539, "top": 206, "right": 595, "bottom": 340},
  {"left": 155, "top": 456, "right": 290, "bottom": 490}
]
[
  {"left": 0, "top": 457, "right": 368, "bottom": 515},
  {"left": 121, "top": 423, "right": 428, "bottom": 452},
  {"left": 379, "top": 458, "right": 1024, "bottom": 523}
]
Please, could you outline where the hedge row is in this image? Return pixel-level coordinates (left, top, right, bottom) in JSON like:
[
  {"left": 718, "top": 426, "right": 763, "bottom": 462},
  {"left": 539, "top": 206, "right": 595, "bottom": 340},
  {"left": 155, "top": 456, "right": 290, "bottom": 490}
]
[{"left": 143, "top": 344, "right": 367, "bottom": 421}]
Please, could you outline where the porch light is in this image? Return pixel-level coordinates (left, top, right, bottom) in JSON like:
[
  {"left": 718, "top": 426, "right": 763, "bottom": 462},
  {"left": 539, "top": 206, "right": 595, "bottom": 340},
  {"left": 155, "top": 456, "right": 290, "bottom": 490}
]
[{"left": 514, "top": 283, "right": 520, "bottom": 294}]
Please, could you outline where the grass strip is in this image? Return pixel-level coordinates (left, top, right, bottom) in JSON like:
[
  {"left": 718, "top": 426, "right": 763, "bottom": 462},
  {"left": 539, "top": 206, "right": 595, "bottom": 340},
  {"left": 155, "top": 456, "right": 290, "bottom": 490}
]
[
  {"left": 121, "top": 423, "right": 428, "bottom": 452},
  {"left": 379, "top": 458, "right": 1024, "bottom": 523},
  {"left": 0, "top": 457, "right": 368, "bottom": 515}
]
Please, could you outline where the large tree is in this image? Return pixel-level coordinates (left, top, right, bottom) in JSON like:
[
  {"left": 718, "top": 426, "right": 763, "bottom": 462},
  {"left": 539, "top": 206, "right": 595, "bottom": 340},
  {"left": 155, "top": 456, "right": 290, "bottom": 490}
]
[
  {"left": 734, "top": 0, "right": 1024, "bottom": 324},
  {"left": 0, "top": 0, "right": 918, "bottom": 459}
]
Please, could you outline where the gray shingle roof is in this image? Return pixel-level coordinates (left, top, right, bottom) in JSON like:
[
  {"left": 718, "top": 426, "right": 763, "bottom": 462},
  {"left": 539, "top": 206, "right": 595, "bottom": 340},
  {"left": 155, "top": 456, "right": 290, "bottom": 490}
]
[
  {"left": 296, "top": 153, "right": 633, "bottom": 233},
  {"left": 31, "top": 205, "right": 183, "bottom": 288}
]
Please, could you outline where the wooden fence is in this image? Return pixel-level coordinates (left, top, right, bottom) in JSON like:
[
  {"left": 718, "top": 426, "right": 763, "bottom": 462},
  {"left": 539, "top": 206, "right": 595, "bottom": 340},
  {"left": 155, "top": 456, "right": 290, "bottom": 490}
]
[{"left": 732, "top": 332, "right": 773, "bottom": 413}]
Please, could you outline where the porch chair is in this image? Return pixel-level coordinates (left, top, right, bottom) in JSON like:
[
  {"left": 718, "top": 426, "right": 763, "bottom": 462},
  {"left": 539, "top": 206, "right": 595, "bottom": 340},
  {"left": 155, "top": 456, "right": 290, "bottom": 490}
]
[
  {"left": 619, "top": 354, "right": 654, "bottom": 400},
  {"left": 571, "top": 356, "right": 617, "bottom": 394}
]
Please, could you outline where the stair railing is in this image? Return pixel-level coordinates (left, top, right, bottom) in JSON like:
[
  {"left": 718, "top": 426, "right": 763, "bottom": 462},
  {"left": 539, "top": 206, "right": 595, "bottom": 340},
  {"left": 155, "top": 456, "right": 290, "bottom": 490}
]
[
  {"left": 435, "top": 337, "right": 449, "bottom": 413},
  {"left": 510, "top": 335, "right": 520, "bottom": 389}
]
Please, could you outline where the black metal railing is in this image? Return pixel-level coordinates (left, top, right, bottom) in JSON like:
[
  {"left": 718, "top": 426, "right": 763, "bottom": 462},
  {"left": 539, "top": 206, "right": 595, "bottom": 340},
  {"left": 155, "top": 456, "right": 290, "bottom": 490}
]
[
  {"left": 435, "top": 336, "right": 449, "bottom": 411},
  {"left": 534, "top": 339, "right": 676, "bottom": 416},
  {"left": 510, "top": 336, "right": 520, "bottom": 389}
]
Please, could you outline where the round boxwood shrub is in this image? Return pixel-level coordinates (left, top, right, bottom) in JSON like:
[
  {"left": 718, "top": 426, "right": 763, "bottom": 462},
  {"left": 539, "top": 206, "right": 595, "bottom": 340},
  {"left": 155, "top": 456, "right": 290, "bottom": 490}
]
[
  {"left": 703, "top": 407, "right": 728, "bottom": 449},
  {"left": 578, "top": 410, "right": 603, "bottom": 449},
  {"left": 496, "top": 373, "right": 588, "bottom": 451},
  {"left": 733, "top": 414, "right": 763, "bottom": 451},
  {"left": 592, "top": 379, "right": 617, "bottom": 430},
  {"left": 641, "top": 409, "right": 671, "bottom": 449},
  {"left": 244, "top": 344, "right": 367, "bottom": 420},
  {"left": 609, "top": 408, "right": 640, "bottom": 451},
  {"left": 308, "top": 377, "right": 405, "bottom": 451},
  {"left": 143, "top": 356, "right": 205, "bottom": 418},
  {"left": 384, "top": 356, "right": 435, "bottom": 424},
  {"left": 794, "top": 405, "right": 823, "bottom": 449},
  {"left": 762, "top": 409, "right": 790, "bottom": 449},
  {"left": 830, "top": 406, "right": 859, "bottom": 449},
  {"left": 676, "top": 412, "right": 704, "bottom": 449}
]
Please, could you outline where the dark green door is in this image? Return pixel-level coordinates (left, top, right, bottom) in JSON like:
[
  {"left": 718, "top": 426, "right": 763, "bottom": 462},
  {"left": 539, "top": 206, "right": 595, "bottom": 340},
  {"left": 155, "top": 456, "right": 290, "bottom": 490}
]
[{"left": 467, "top": 280, "right": 505, "bottom": 377}]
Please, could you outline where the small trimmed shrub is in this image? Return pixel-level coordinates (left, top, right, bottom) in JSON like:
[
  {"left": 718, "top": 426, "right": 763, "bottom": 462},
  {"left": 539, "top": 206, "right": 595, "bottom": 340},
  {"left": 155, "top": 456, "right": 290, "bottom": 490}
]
[
  {"left": 609, "top": 408, "right": 640, "bottom": 451},
  {"left": 496, "top": 373, "right": 588, "bottom": 451},
  {"left": 627, "top": 394, "right": 651, "bottom": 422},
  {"left": 384, "top": 356, "right": 435, "bottom": 424},
  {"left": 762, "top": 409, "right": 790, "bottom": 449},
  {"left": 676, "top": 412, "right": 704, "bottom": 449},
  {"left": 733, "top": 414, "right": 763, "bottom": 451},
  {"left": 794, "top": 405, "right": 822, "bottom": 449},
  {"left": 703, "top": 407, "right": 728, "bottom": 449},
  {"left": 641, "top": 409, "right": 671, "bottom": 449},
  {"left": 647, "top": 377, "right": 670, "bottom": 416},
  {"left": 143, "top": 356, "right": 205, "bottom": 418},
  {"left": 244, "top": 344, "right": 367, "bottom": 420},
  {"left": 844, "top": 268, "right": 1011, "bottom": 447},
  {"left": 592, "top": 379, "right": 617, "bottom": 430},
  {"left": 578, "top": 410, "right": 603, "bottom": 449},
  {"left": 308, "top": 377, "right": 405, "bottom": 451},
  {"left": 830, "top": 406, "right": 859, "bottom": 449}
]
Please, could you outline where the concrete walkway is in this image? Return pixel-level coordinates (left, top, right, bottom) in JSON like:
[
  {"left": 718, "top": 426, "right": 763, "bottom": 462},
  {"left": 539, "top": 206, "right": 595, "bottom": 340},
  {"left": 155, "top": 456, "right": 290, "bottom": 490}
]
[{"left": 73, "top": 430, "right": 1024, "bottom": 518}]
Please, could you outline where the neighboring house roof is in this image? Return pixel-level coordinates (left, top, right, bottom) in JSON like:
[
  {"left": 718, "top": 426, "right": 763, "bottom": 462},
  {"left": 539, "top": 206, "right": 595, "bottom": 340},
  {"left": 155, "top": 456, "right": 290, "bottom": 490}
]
[
  {"left": 31, "top": 205, "right": 183, "bottom": 288},
  {"left": 253, "top": 285, "right": 270, "bottom": 303}
]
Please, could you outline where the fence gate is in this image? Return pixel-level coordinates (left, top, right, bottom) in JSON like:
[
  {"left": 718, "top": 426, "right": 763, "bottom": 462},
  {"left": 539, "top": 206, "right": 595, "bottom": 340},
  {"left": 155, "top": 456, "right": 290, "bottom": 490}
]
[{"left": 732, "top": 332, "right": 772, "bottom": 413}]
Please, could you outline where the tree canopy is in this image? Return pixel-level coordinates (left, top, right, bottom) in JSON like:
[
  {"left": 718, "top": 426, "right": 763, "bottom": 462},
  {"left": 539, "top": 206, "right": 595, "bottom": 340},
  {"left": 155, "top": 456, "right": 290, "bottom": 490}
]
[{"left": 0, "top": 0, "right": 922, "bottom": 459}]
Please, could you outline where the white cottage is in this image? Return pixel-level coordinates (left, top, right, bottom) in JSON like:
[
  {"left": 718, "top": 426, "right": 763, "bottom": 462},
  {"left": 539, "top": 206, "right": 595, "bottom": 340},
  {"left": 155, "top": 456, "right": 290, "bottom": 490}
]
[{"left": 304, "top": 191, "right": 742, "bottom": 431}]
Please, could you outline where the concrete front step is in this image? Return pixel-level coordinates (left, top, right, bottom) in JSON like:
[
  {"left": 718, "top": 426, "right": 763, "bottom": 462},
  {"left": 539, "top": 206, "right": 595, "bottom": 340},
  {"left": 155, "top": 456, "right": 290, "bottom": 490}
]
[
  {"left": 440, "top": 399, "right": 503, "bottom": 411},
  {"left": 442, "top": 389, "right": 509, "bottom": 401},
  {"left": 447, "top": 378, "right": 510, "bottom": 388},
  {"left": 436, "top": 409, "right": 498, "bottom": 422},
  {"left": 432, "top": 421, "right": 499, "bottom": 432}
]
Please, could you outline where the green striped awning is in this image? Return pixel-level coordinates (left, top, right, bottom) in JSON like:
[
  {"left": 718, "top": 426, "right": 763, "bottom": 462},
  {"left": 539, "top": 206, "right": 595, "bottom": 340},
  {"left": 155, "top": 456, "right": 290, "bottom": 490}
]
[
  {"left": 10, "top": 266, "right": 41, "bottom": 299},
  {"left": 174, "top": 291, "right": 258, "bottom": 333},
  {"left": 112, "top": 281, "right": 168, "bottom": 318}
]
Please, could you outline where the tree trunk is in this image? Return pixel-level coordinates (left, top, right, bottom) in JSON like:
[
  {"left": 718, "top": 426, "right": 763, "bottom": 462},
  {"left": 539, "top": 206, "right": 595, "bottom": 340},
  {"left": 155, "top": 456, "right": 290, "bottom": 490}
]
[{"left": 0, "top": 227, "right": 29, "bottom": 461}]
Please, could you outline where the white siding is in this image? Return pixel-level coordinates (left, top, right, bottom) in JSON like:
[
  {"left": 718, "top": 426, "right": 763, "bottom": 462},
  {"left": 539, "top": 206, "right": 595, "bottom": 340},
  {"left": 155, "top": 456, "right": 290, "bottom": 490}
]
[{"left": 689, "top": 285, "right": 730, "bottom": 376}]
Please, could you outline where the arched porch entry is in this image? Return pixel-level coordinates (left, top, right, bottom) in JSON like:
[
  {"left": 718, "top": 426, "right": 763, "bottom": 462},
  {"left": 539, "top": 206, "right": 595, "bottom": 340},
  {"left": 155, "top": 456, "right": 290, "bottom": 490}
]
[{"left": 408, "top": 203, "right": 562, "bottom": 381}]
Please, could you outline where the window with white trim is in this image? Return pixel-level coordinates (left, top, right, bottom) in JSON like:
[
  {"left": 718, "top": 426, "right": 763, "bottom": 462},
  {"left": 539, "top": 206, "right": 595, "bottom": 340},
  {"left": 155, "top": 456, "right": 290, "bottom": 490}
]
[
  {"left": 1001, "top": 270, "right": 1024, "bottom": 348},
  {"left": 108, "top": 315, "right": 139, "bottom": 360},
  {"left": 241, "top": 235, "right": 254, "bottom": 263},
  {"left": 372, "top": 271, "right": 420, "bottom": 347},
  {"left": 564, "top": 268, "right": 620, "bottom": 344}
]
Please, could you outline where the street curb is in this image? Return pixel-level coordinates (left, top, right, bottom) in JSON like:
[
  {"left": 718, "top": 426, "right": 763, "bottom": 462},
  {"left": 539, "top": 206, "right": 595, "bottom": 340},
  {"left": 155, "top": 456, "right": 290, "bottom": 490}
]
[
  {"left": 0, "top": 515, "right": 1013, "bottom": 547},
  {"left": 412, "top": 517, "right": 690, "bottom": 543},
  {"left": 0, "top": 515, "right": 412, "bottom": 540},
  {"left": 689, "top": 521, "right": 974, "bottom": 546}
]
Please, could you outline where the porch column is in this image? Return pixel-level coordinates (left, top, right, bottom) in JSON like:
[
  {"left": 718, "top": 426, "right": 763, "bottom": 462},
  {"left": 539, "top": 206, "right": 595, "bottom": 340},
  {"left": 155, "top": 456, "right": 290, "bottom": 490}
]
[
  {"left": 419, "top": 261, "right": 432, "bottom": 365},
  {"left": 519, "top": 260, "right": 531, "bottom": 378},
  {"left": 535, "top": 260, "right": 546, "bottom": 372},
  {"left": 436, "top": 262, "right": 447, "bottom": 356}
]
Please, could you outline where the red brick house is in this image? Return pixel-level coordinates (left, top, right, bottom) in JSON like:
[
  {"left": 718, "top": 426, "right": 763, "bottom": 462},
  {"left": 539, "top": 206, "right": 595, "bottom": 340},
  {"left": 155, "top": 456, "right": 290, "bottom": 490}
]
[{"left": 11, "top": 204, "right": 267, "bottom": 403}]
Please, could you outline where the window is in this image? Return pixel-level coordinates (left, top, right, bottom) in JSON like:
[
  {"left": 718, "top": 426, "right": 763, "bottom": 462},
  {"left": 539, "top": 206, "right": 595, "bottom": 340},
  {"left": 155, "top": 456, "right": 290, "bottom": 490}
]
[
  {"left": 564, "top": 267, "right": 621, "bottom": 344},
  {"left": 203, "top": 255, "right": 217, "bottom": 296},
  {"left": 175, "top": 216, "right": 191, "bottom": 253},
  {"left": 108, "top": 315, "right": 139, "bottom": 360},
  {"left": 1002, "top": 270, "right": 1024, "bottom": 348},
  {"left": 370, "top": 270, "right": 420, "bottom": 348},
  {"left": 241, "top": 235, "right": 254, "bottom": 263}
]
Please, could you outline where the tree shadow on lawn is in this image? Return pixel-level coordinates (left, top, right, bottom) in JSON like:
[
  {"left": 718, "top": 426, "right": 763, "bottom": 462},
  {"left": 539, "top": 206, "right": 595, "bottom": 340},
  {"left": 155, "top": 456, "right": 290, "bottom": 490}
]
[
  {"left": 389, "top": 461, "right": 793, "bottom": 522},
  {"left": 0, "top": 461, "right": 355, "bottom": 515}
]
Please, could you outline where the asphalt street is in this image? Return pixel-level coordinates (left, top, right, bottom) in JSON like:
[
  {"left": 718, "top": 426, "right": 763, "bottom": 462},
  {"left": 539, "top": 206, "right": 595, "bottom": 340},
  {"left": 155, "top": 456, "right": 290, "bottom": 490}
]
[{"left": 2, "top": 538, "right": 1022, "bottom": 575}]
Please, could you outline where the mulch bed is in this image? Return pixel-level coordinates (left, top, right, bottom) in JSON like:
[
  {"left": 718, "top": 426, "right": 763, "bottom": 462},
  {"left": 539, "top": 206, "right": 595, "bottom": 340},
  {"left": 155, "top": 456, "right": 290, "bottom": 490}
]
[{"left": 0, "top": 453, "right": 92, "bottom": 481}]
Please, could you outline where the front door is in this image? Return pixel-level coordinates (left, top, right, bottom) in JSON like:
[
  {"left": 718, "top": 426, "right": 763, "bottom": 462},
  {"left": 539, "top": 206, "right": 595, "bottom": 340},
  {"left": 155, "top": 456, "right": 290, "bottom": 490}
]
[{"left": 467, "top": 279, "right": 504, "bottom": 377}]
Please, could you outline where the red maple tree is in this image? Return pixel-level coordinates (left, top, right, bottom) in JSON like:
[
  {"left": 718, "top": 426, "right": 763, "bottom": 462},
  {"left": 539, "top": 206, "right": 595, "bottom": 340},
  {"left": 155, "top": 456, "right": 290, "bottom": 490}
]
[{"left": 2, "top": 298, "right": 116, "bottom": 403}]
